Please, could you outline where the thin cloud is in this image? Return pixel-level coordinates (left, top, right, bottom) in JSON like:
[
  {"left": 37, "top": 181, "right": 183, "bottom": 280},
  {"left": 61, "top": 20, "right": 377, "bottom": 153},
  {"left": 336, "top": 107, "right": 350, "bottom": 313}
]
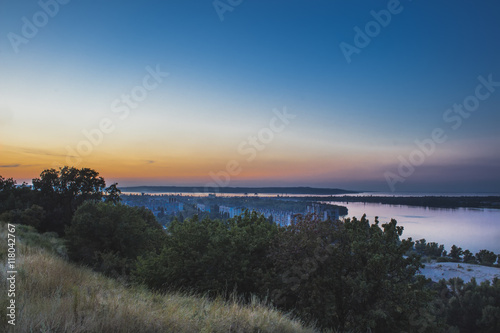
[
  {"left": 0, "top": 163, "right": 41, "bottom": 168},
  {"left": 0, "top": 164, "right": 20, "bottom": 168},
  {"left": 4, "top": 145, "right": 77, "bottom": 158}
]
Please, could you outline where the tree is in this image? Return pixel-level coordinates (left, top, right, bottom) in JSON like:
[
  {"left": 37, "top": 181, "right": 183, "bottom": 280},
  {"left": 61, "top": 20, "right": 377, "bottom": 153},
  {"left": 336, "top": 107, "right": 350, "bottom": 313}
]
[
  {"left": 0, "top": 176, "right": 15, "bottom": 190},
  {"left": 104, "top": 183, "right": 122, "bottom": 204},
  {"left": 476, "top": 250, "right": 497, "bottom": 266},
  {"left": 415, "top": 238, "right": 427, "bottom": 254},
  {"left": 32, "top": 166, "right": 106, "bottom": 234},
  {"left": 427, "top": 242, "right": 445, "bottom": 257},
  {"left": 449, "top": 245, "right": 463, "bottom": 262},
  {"left": 268, "top": 214, "right": 436, "bottom": 332},
  {"left": 0, "top": 176, "right": 36, "bottom": 214},
  {"left": 463, "top": 250, "right": 477, "bottom": 264},
  {"left": 134, "top": 211, "right": 277, "bottom": 297},
  {"left": 415, "top": 239, "right": 445, "bottom": 257},
  {"left": 65, "top": 201, "right": 165, "bottom": 277},
  {"left": 436, "top": 277, "right": 500, "bottom": 333}
]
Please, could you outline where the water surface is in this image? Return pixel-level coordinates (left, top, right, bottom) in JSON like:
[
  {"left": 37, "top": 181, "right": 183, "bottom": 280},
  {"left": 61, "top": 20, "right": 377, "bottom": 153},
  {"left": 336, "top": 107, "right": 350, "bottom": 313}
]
[{"left": 332, "top": 201, "right": 500, "bottom": 254}]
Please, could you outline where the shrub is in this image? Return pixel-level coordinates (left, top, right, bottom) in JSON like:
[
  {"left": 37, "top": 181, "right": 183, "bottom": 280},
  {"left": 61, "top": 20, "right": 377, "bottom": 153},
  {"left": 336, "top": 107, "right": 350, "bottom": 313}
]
[
  {"left": 268, "top": 214, "right": 437, "bottom": 332},
  {"left": 134, "top": 211, "right": 277, "bottom": 298},
  {"left": 449, "top": 245, "right": 463, "bottom": 262},
  {"left": 65, "top": 201, "right": 165, "bottom": 277},
  {"left": 437, "top": 257, "right": 453, "bottom": 263},
  {"left": 435, "top": 277, "right": 500, "bottom": 333},
  {"left": 0, "top": 204, "right": 45, "bottom": 229},
  {"left": 0, "top": 232, "right": 316, "bottom": 332},
  {"left": 476, "top": 250, "right": 498, "bottom": 266},
  {"left": 463, "top": 249, "right": 477, "bottom": 264}
]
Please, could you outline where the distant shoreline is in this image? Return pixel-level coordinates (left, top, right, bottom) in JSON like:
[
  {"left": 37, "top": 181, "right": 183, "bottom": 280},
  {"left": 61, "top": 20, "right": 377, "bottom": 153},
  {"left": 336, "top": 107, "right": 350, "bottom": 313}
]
[
  {"left": 318, "top": 195, "right": 500, "bottom": 210},
  {"left": 120, "top": 186, "right": 359, "bottom": 195},
  {"left": 119, "top": 187, "right": 500, "bottom": 209}
]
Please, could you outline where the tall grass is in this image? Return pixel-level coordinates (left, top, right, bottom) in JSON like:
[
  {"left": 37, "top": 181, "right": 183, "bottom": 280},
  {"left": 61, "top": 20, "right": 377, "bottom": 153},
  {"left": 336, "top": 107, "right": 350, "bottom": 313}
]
[{"left": 0, "top": 222, "right": 317, "bottom": 332}]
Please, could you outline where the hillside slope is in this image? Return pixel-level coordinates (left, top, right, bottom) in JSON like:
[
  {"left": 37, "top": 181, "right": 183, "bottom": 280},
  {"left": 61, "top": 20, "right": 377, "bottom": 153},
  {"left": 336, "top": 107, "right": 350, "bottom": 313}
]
[{"left": 0, "top": 223, "right": 316, "bottom": 333}]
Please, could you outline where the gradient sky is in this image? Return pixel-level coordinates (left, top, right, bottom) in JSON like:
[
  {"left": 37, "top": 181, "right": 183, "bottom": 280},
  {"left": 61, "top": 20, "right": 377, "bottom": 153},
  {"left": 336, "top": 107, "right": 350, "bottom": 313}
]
[{"left": 1, "top": 0, "right": 499, "bottom": 192}]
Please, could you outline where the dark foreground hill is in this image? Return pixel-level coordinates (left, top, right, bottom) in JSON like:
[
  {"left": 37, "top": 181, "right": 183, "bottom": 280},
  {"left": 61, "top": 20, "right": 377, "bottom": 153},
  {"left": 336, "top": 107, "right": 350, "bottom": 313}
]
[{"left": 0, "top": 223, "right": 316, "bottom": 333}]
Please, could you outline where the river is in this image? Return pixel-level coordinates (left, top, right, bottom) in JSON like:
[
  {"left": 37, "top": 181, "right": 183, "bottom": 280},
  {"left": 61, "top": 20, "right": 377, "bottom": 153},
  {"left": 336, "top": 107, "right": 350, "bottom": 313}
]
[{"left": 331, "top": 201, "right": 500, "bottom": 254}]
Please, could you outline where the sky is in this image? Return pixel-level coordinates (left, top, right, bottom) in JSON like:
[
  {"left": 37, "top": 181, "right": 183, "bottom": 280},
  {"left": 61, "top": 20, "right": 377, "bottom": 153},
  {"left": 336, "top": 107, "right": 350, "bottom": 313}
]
[{"left": 0, "top": 0, "right": 499, "bottom": 192}]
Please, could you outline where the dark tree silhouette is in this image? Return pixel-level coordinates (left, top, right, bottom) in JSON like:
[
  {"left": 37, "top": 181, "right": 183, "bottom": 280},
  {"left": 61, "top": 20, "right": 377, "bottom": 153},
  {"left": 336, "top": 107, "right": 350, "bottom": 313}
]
[
  {"left": 104, "top": 183, "right": 122, "bottom": 204},
  {"left": 32, "top": 166, "right": 106, "bottom": 234}
]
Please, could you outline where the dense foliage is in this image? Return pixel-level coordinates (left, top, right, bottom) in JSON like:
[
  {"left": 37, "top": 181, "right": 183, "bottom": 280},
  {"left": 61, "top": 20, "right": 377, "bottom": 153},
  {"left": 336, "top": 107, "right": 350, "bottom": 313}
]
[
  {"left": 32, "top": 167, "right": 107, "bottom": 234},
  {"left": 0, "top": 176, "right": 37, "bottom": 213},
  {"left": 66, "top": 201, "right": 165, "bottom": 277},
  {"left": 434, "top": 278, "right": 500, "bottom": 333},
  {"left": 414, "top": 239, "right": 445, "bottom": 258},
  {"left": 134, "top": 211, "right": 277, "bottom": 297},
  {"left": 133, "top": 213, "right": 441, "bottom": 332},
  {"left": 1, "top": 167, "right": 122, "bottom": 235},
  {"left": 267, "top": 215, "right": 438, "bottom": 331}
]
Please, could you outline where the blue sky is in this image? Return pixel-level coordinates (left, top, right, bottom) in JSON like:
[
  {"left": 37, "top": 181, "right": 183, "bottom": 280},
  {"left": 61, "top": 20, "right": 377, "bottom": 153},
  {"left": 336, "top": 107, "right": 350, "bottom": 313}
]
[{"left": 1, "top": 0, "right": 499, "bottom": 192}]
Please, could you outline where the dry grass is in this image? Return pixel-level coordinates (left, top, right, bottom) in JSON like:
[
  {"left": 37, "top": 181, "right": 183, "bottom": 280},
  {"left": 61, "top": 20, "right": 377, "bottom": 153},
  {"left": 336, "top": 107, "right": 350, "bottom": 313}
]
[{"left": 0, "top": 222, "right": 318, "bottom": 332}]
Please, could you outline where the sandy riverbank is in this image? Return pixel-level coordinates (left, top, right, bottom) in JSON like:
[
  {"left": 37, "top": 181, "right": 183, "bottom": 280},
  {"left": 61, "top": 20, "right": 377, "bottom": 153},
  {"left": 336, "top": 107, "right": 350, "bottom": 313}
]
[{"left": 418, "top": 262, "right": 500, "bottom": 283}]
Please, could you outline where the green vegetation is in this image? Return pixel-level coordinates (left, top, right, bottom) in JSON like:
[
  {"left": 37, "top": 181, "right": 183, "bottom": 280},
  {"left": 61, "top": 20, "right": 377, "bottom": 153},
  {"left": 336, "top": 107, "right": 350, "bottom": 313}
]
[
  {"left": 66, "top": 201, "right": 166, "bottom": 277},
  {"left": 1, "top": 167, "right": 122, "bottom": 235},
  {"left": 434, "top": 277, "right": 500, "bottom": 333},
  {"left": 134, "top": 211, "right": 277, "bottom": 296},
  {"left": 0, "top": 222, "right": 315, "bottom": 333},
  {"left": 476, "top": 250, "right": 498, "bottom": 266},
  {"left": 268, "top": 216, "right": 435, "bottom": 331},
  {"left": 413, "top": 239, "right": 499, "bottom": 267},
  {"left": 414, "top": 239, "right": 445, "bottom": 258}
]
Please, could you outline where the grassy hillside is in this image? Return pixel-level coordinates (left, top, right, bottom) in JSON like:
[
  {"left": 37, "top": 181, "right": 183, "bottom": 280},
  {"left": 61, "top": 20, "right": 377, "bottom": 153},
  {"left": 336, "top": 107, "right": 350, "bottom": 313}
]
[{"left": 0, "top": 222, "right": 317, "bottom": 333}]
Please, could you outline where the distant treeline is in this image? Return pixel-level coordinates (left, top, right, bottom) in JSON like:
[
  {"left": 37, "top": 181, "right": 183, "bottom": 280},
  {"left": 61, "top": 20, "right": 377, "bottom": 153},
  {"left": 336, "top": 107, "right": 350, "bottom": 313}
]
[
  {"left": 303, "top": 195, "right": 500, "bottom": 209},
  {"left": 121, "top": 186, "right": 358, "bottom": 195},
  {"left": 413, "top": 239, "right": 499, "bottom": 266}
]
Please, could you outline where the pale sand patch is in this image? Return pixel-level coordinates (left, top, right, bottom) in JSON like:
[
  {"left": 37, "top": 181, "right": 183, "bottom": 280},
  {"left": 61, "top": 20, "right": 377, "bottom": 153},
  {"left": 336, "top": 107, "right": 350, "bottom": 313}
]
[{"left": 418, "top": 262, "right": 500, "bottom": 283}]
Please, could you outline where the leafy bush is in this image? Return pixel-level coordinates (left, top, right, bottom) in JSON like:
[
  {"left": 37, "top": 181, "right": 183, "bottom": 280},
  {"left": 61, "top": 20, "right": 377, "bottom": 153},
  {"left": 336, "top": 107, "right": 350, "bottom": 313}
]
[
  {"left": 134, "top": 211, "right": 277, "bottom": 297},
  {"left": 415, "top": 239, "right": 445, "bottom": 257},
  {"left": 0, "top": 176, "right": 36, "bottom": 214},
  {"left": 435, "top": 277, "right": 500, "bottom": 333},
  {"left": 437, "top": 257, "right": 454, "bottom": 263},
  {"left": 476, "top": 250, "right": 498, "bottom": 266},
  {"left": 449, "top": 245, "right": 463, "bottom": 262},
  {"left": 463, "top": 250, "right": 477, "bottom": 264},
  {"left": 0, "top": 204, "right": 45, "bottom": 229},
  {"left": 0, "top": 231, "right": 316, "bottom": 332},
  {"left": 268, "top": 214, "right": 437, "bottom": 332},
  {"left": 65, "top": 201, "right": 166, "bottom": 277}
]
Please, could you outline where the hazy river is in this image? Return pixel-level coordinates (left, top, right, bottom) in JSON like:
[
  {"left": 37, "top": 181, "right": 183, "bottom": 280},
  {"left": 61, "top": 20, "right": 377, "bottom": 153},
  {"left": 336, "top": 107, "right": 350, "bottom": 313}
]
[{"left": 332, "top": 201, "right": 500, "bottom": 254}]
